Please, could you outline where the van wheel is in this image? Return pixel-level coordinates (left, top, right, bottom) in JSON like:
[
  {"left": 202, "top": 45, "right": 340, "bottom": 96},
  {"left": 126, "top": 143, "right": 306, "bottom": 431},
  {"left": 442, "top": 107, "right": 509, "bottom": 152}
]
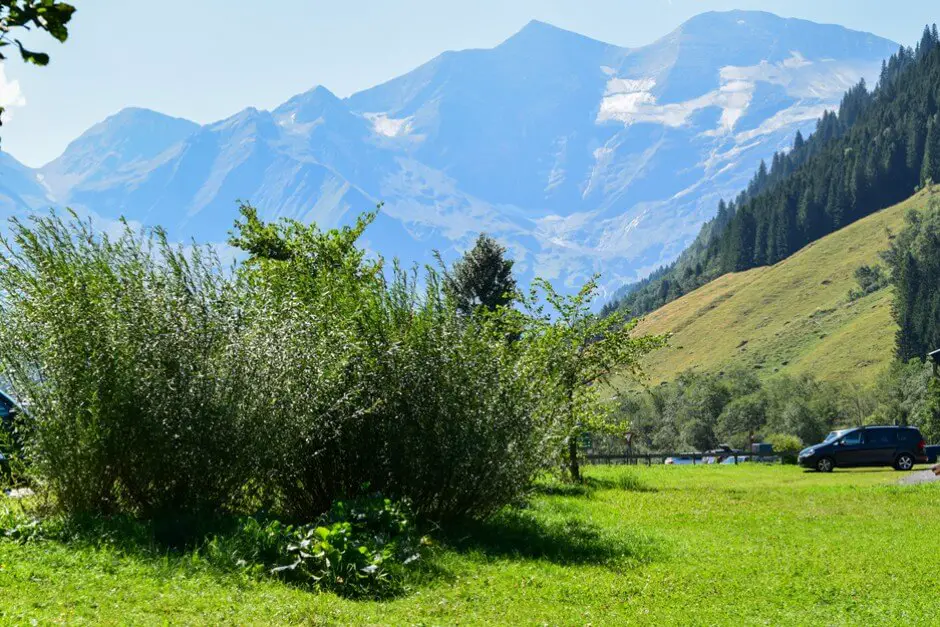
[
  {"left": 894, "top": 453, "right": 915, "bottom": 471},
  {"left": 816, "top": 457, "right": 834, "bottom": 473}
]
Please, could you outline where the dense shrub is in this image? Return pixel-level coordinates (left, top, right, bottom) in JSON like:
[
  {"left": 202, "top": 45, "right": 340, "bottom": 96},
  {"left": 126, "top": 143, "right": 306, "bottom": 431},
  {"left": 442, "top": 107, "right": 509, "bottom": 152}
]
[
  {"left": 231, "top": 207, "right": 560, "bottom": 520},
  {"left": 0, "top": 214, "right": 255, "bottom": 516},
  {"left": 847, "top": 264, "right": 889, "bottom": 301},
  {"left": 766, "top": 434, "right": 803, "bottom": 464},
  {"left": 0, "top": 209, "right": 572, "bottom": 521}
]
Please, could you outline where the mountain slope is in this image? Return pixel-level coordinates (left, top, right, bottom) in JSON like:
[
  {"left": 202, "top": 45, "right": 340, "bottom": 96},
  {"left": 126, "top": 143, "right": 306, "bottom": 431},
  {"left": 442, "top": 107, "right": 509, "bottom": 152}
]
[
  {"left": 40, "top": 108, "right": 200, "bottom": 203},
  {"left": 630, "top": 189, "right": 938, "bottom": 386},
  {"left": 1, "top": 11, "right": 900, "bottom": 296},
  {"left": 611, "top": 30, "right": 940, "bottom": 318},
  {"left": 0, "top": 152, "right": 51, "bottom": 217}
]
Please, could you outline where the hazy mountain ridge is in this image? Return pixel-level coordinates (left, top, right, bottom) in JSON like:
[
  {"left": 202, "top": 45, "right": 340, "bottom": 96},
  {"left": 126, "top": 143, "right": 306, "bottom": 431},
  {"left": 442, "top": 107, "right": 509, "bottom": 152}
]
[{"left": 0, "top": 10, "right": 899, "bottom": 295}]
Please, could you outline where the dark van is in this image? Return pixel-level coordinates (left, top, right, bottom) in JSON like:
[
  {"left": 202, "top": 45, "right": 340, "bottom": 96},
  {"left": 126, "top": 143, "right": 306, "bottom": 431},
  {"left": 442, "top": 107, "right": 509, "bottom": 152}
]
[
  {"left": 0, "top": 390, "right": 22, "bottom": 483},
  {"left": 798, "top": 426, "right": 928, "bottom": 472}
]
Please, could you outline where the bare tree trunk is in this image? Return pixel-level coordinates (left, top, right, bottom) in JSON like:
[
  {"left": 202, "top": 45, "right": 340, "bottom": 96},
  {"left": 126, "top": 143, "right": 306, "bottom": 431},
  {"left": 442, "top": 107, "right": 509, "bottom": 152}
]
[
  {"left": 566, "top": 385, "right": 581, "bottom": 483},
  {"left": 568, "top": 434, "right": 581, "bottom": 483}
]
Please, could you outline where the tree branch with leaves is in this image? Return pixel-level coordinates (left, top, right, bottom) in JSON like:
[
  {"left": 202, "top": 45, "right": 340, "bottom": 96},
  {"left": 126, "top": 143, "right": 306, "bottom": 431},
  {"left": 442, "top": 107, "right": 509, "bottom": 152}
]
[{"left": 0, "top": 0, "right": 75, "bottom": 140}]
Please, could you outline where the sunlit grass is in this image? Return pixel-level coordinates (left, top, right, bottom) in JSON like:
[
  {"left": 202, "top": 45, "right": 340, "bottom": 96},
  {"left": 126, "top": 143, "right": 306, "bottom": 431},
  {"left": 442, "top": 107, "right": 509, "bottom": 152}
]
[{"left": 2, "top": 464, "right": 939, "bottom": 624}]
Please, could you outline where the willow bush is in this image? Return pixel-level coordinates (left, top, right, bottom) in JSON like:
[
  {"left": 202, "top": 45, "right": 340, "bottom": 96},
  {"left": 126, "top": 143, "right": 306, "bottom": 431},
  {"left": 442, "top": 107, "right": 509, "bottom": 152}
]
[
  {"left": 231, "top": 206, "right": 560, "bottom": 520},
  {"left": 0, "top": 214, "right": 255, "bottom": 516},
  {"left": 0, "top": 208, "right": 567, "bottom": 521}
]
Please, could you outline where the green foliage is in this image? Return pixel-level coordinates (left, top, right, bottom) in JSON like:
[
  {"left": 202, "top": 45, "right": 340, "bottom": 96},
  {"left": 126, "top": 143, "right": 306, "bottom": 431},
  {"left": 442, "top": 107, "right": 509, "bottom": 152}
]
[
  {"left": 0, "top": 213, "right": 254, "bottom": 516},
  {"left": 0, "top": 204, "right": 658, "bottom": 522},
  {"left": 847, "top": 263, "right": 889, "bottom": 301},
  {"left": 228, "top": 204, "right": 558, "bottom": 520},
  {"left": 622, "top": 369, "right": 855, "bottom": 451},
  {"left": 765, "top": 433, "right": 803, "bottom": 464},
  {"left": 869, "top": 358, "right": 940, "bottom": 442},
  {"left": 717, "top": 392, "right": 767, "bottom": 448},
  {"left": 0, "top": 1, "right": 75, "bottom": 137},
  {"left": 525, "top": 277, "right": 668, "bottom": 480},
  {"left": 444, "top": 233, "right": 517, "bottom": 315},
  {"left": 885, "top": 197, "right": 940, "bottom": 361},
  {"left": 270, "top": 495, "right": 424, "bottom": 598},
  {"left": 609, "top": 26, "right": 940, "bottom": 319}
]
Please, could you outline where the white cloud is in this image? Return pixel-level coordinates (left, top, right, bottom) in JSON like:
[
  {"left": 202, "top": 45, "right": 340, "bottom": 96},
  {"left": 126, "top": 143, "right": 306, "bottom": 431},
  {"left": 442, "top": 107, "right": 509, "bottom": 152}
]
[{"left": 0, "top": 64, "right": 26, "bottom": 119}]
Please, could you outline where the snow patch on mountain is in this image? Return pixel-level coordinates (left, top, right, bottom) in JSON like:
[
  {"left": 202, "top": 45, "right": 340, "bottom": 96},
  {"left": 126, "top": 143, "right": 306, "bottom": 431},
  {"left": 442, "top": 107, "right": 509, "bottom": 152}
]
[
  {"left": 599, "top": 52, "right": 882, "bottom": 141},
  {"left": 365, "top": 113, "right": 413, "bottom": 137}
]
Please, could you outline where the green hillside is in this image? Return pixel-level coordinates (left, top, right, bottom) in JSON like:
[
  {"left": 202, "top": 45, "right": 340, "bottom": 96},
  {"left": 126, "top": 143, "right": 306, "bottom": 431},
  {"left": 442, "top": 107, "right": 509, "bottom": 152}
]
[{"left": 630, "top": 189, "right": 938, "bottom": 386}]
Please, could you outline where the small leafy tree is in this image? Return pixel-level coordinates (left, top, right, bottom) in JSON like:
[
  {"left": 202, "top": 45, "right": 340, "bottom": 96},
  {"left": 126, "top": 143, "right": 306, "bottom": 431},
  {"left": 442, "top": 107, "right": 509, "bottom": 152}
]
[
  {"left": 766, "top": 433, "right": 803, "bottom": 464},
  {"left": 530, "top": 276, "right": 668, "bottom": 482},
  {"left": 444, "top": 233, "right": 517, "bottom": 315},
  {"left": 718, "top": 393, "right": 768, "bottom": 449},
  {"left": 0, "top": 1, "right": 75, "bottom": 138}
]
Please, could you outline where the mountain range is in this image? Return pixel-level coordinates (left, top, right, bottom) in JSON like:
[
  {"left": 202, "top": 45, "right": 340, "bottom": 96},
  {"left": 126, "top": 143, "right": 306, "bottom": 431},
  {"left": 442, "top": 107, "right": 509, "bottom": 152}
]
[{"left": 0, "top": 10, "right": 899, "bottom": 296}]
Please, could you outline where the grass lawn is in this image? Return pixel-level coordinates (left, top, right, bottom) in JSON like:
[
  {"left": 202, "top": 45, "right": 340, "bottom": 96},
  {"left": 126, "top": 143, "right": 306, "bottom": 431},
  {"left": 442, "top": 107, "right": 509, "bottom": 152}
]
[{"left": 2, "top": 465, "right": 939, "bottom": 625}]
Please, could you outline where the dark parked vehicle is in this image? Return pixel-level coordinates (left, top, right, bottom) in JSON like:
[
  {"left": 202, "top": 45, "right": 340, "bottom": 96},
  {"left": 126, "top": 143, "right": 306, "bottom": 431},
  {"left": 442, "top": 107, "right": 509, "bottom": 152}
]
[
  {"left": 798, "top": 426, "right": 928, "bottom": 472},
  {"left": 927, "top": 445, "right": 940, "bottom": 464},
  {"left": 0, "top": 390, "right": 22, "bottom": 483}
]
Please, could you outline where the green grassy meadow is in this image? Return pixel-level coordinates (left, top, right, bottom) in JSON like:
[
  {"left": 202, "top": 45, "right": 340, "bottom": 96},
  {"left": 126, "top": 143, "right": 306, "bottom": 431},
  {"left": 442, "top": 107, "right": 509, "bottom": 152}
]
[
  {"left": 3, "top": 464, "right": 939, "bottom": 625},
  {"left": 630, "top": 188, "right": 940, "bottom": 387}
]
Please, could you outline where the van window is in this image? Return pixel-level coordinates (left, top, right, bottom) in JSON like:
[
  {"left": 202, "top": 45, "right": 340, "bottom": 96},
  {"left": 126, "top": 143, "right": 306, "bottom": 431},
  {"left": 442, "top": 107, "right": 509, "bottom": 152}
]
[
  {"left": 867, "top": 429, "right": 893, "bottom": 445},
  {"left": 841, "top": 431, "right": 863, "bottom": 446}
]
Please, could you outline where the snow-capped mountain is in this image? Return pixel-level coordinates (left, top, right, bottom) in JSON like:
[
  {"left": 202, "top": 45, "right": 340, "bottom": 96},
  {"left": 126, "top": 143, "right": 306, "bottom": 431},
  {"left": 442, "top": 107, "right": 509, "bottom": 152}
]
[{"left": 0, "top": 10, "right": 899, "bottom": 296}]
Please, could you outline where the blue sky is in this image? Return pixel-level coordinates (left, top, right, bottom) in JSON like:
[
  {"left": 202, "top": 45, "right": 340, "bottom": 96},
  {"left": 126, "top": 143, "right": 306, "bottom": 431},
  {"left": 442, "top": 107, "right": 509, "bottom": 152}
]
[{"left": 2, "top": 0, "right": 937, "bottom": 167}]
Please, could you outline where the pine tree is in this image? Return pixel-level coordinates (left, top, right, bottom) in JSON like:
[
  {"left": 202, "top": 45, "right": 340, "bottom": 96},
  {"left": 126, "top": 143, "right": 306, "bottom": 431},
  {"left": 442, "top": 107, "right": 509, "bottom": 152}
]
[
  {"left": 445, "top": 233, "right": 517, "bottom": 315},
  {"left": 922, "top": 115, "right": 940, "bottom": 187},
  {"left": 906, "top": 114, "right": 925, "bottom": 174},
  {"left": 893, "top": 251, "right": 923, "bottom": 361},
  {"left": 888, "top": 201, "right": 940, "bottom": 360}
]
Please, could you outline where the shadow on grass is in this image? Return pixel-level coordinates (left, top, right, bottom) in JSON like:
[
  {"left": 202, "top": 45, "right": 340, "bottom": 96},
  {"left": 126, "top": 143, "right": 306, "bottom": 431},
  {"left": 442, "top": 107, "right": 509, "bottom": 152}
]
[
  {"left": 3, "top": 480, "right": 662, "bottom": 600},
  {"left": 439, "top": 507, "right": 663, "bottom": 568},
  {"left": 1, "top": 510, "right": 451, "bottom": 600},
  {"left": 531, "top": 472, "right": 657, "bottom": 498}
]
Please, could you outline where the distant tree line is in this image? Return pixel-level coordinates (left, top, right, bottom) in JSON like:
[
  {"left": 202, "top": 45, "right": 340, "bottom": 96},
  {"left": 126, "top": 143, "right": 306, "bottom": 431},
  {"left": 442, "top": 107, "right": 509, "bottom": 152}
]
[
  {"left": 605, "top": 25, "right": 940, "bottom": 319},
  {"left": 616, "top": 359, "right": 940, "bottom": 453}
]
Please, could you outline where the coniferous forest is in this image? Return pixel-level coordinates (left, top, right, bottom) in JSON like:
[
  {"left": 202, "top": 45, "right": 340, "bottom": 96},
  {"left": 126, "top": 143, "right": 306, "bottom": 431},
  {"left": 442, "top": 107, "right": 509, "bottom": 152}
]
[{"left": 606, "top": 25, "right": 940, "bottom": 319}]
